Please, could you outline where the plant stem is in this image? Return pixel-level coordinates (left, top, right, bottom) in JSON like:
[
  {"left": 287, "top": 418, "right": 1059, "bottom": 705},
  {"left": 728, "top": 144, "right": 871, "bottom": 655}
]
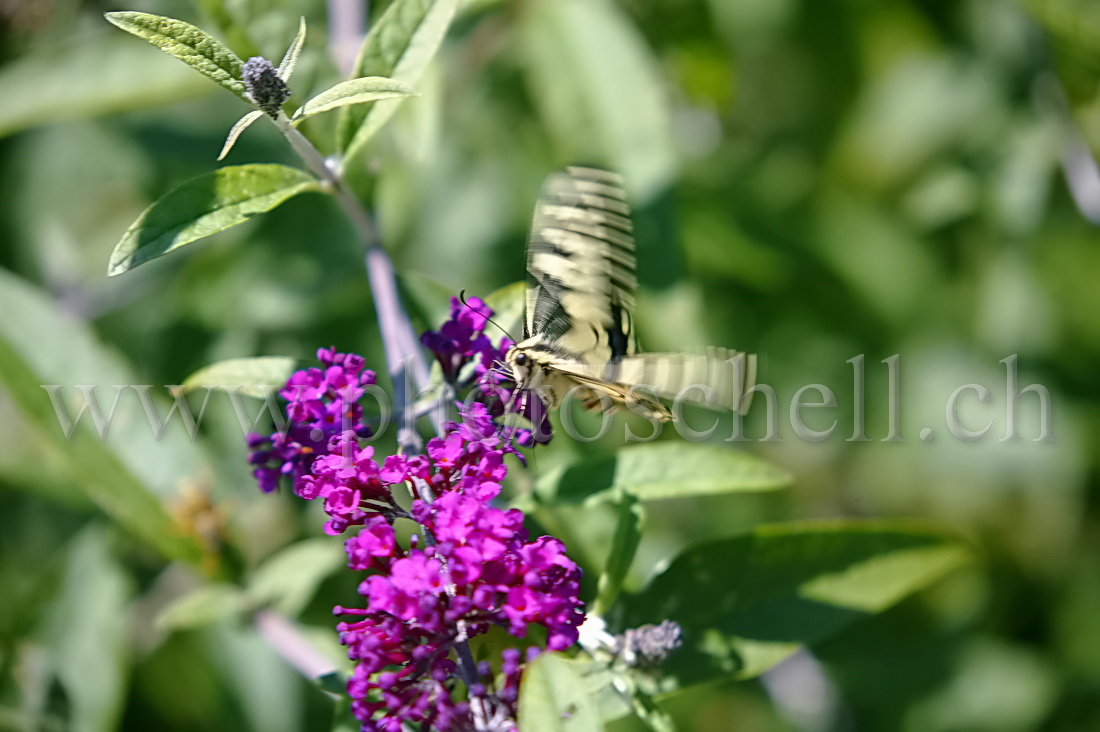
[
  {"left": 276, "top": 113, "right": 436, "bottom": 447},
  {"left": 274, "top": 109, "right": 484, "bottom": 714}
]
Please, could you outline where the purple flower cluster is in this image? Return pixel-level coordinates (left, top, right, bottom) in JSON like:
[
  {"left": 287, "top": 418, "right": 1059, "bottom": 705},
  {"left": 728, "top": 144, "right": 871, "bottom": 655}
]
[
  {"left": 247, "top": 348, "right": 374, "bottom": 494},
  {"left": 420, "top": 295, "right": 503, "bottom": 385},
  {"left": 337, "top": 473, "right": 583, "bottom": 729},
  {"left": 246, "top": 328, "right": 584, "bottom": 731},
  {"left": 420, "top": 295, "right": 552, "bottom": 446}
]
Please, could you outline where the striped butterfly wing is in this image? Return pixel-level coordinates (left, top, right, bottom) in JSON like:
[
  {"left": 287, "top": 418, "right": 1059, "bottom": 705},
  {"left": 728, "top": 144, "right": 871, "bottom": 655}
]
[
  {"left": 544, "top": 348, "right": 758, "bottom": 420},
  {"left": 513, "top": 165, "right": 758, "bottom": 422},
  {"left": 523, "top": 166, "right": 638, "bottom": 363}
]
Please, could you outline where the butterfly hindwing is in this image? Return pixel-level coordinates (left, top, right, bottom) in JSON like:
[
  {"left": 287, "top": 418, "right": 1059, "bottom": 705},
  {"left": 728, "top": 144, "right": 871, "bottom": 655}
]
[{"left": 534, "top": 348, "right": 757, "bottom": 420}]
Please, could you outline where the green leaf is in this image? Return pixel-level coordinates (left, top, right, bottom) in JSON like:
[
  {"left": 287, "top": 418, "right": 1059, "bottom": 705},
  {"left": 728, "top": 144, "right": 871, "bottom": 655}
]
[
  {"left": 620, "top": 520, "right": 973, "bottom": 685},
  {"left": 625, "top": 685, "right": 676, "bottom": 732},
  {"left": 105, "top": 12, "right": 248, "bottom": 102},
  {"left": 218, "top": 110, "right": 264, "bottom": 160},
  {"left": 182, "top": 356, "right": 299, "bottom": 398},
  {"left": 293, "top": 77, "right": 419, "bottom": 123},
  {"left": 518, "top": 653, "right": 605, "bottom": 731},
  {"left": 45, "top": 528, "right": 132, "bottom": 732},
  {"left": 536, "top": 442, "right": 790, "bottom": 504},
  {"left": 483, "top": 280, "right": 527, "bottom": 340},
  {"left": 0, "top": 33, "right": 211, "bottom": 138},
  {"left": 520, "top": 0, "right": 677, "bottom": 201},
  {"left": 0, "top": 270, "right": 203, "bottom": 562},
  {"left": 108, "top": 164, "right": 322, "bottom": 275},
  {"left": 337, "top": 0, "right": 461, "bottom": 170},
  {"left": 156, "top": 584, "right": 249, "bottom": 631},
  {"left": 594, "top": 494, "right": 644, "bottom": 615},
  {"left": 278, "top": 17, "right": 307, "bottom": 81},
  {"left": 247, "top": 539, "right": 347, "bottom": 617}
]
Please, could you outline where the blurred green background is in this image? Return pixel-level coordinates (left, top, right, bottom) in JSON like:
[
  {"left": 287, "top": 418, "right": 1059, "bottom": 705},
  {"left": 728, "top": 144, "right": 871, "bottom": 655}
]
[{"left": 2, "top": 0, "right": 1099, "bottom": 730}]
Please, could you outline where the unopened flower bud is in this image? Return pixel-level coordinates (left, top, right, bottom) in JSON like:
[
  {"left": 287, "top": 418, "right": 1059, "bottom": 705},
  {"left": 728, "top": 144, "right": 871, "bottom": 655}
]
[
  {"left": 617, "top": 620, "right": 683, "bottom": 667},
  {"left": 242, "top": 56, "right": 289, "bottom": 117}
]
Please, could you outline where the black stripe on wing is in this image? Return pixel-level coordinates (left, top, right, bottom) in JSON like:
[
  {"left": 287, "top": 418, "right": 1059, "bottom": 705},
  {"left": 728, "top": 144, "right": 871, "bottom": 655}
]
[{"left": 524, "top": 167, "right": 638, "bottom": 357}]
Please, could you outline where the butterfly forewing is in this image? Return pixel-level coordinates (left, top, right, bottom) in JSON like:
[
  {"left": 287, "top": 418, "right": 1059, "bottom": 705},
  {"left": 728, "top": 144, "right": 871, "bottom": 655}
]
[{"left": 523, "top": 166, "right": 638, "bottom": 364}]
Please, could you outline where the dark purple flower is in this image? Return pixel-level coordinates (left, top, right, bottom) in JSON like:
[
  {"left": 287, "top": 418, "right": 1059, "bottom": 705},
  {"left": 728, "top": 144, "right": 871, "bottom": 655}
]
[{"left": 247, "top": 348, "right": 374, "bottom": 495}]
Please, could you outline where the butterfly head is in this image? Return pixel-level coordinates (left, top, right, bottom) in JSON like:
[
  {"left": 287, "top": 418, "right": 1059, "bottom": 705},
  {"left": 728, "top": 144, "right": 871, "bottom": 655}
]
[{"left": 504, "top": 345, "right": 536, "bottom": 390}]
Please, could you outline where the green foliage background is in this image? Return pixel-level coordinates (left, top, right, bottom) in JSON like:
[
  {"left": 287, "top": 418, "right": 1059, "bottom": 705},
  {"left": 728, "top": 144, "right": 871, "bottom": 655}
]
[{"left": 0, "top": 0, "right": 1097, "bottom": 730}]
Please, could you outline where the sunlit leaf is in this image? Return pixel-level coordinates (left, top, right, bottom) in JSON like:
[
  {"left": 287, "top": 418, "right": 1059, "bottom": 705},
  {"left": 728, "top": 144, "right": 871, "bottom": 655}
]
[
  {"left": 108, "top": 164, "right": 322, "bottom": 275},
  {"left": 247, "top": 539, "right": 347, "bottom": 617},
  {"left": 182, "top": 356, "right": 298, "bottom": 398},
  {"left": 483, "top": 280, "right": 526, "bottom": 339},
  {"left": 594, "top": 494, "right": 643, "bottom": 615},
  {"left": 293, "top": 77, "right": 418, "bottom": 123},
  {"left": 44, "top": 528, "right": 131, "bottom": 732},
  {"left": 105, "top": 11, "right": 248, "bottom": 101},
  {"left": 518, "top": 653, "right": 605, "bottom": 731},
  {"left": 620, "top": 520, "right": 972, "bottom": 685},
  {"left": 337, "top": 0, "right": 460, "bottom": 169}
]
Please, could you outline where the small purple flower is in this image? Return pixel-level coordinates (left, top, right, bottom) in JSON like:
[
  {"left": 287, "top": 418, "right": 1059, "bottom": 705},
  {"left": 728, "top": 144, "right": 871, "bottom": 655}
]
[
  {"left": 421, "top": 296, "right": 498, "bottom": 384},
  {"left": 247, "top": 348, "right": 373, "bottom": 495}
]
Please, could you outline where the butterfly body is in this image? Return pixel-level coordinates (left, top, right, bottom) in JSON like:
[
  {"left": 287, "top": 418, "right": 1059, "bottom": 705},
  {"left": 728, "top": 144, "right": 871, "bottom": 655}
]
[{"left": 505, "top": 166, "right": 756, "bottom": 422}]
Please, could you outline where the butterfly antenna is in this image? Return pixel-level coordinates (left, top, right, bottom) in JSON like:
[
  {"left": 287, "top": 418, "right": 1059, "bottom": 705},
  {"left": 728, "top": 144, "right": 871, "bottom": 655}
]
[{"left": 459, "top": 289, "right": 516, "bottom": 343}]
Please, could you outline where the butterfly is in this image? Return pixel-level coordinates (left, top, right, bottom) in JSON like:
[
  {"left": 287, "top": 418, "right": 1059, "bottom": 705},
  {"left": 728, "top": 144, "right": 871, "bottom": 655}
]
[{"left": 502, "top": 166, "right": 756, "bottom": 423}]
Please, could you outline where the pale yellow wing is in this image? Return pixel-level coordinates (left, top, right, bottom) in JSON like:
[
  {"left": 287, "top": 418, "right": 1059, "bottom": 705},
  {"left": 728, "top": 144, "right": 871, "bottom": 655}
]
[{"left": 537, "top": 347, "right": 757, "bottom": 419}]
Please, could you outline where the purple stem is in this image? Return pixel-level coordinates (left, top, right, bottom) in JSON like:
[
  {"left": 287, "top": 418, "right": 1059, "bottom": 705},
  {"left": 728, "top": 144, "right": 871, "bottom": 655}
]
[
  {"left": 326, "top": 0, "right": 366, "bottom": 76},
  {"left": 255, "top": 609, "right": 338, "bottom": 679},
  {"left": 278, "top": 118, "right": 438, "bottom": 445}
]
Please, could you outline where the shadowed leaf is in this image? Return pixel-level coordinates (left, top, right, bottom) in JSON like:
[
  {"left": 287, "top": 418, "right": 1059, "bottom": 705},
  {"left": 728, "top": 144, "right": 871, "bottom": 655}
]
[
  {"left": 620, "top": 520, "right": 972, "bottom": 685},
  {"left": 108, "top": 164, "right": 321, "bottom": 275}
]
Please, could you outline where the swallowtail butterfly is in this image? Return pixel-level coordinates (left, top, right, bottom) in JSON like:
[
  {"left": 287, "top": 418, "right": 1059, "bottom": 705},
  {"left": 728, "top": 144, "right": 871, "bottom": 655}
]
[{"left": 503, "top": 166, "right": 756, "bottom": 422}]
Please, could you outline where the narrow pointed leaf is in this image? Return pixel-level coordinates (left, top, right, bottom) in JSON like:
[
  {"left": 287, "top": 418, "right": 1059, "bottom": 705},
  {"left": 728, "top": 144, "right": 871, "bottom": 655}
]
[
  {"left": 0, "top": 270, "right": 204, "bottom": 562},
  {"left": 620, "top": 520, "right": 972, "bottom": 685},
  {"left": 594, "top": 494, "right": 643, "bottom": 615},
  {"left": 218, "top": 110, "right": 264, "bottom": 160},
  {"left": 105, "top": 11, "right": 248, "bottom": 101},
  {"left": 293, "top": 77, "right": 418, "bottom": 123},
  {"left": 278, "top": 17, "right": 307, "bottom": 81},
  {"left": 108, "top": 164, "right": 322, "bottom": 275},
  {"left": 337, "top": 0, "right": 460, "bottom": 169},
  {"left": 182, "top": 356, "right": 298, "bottom": 398}
]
